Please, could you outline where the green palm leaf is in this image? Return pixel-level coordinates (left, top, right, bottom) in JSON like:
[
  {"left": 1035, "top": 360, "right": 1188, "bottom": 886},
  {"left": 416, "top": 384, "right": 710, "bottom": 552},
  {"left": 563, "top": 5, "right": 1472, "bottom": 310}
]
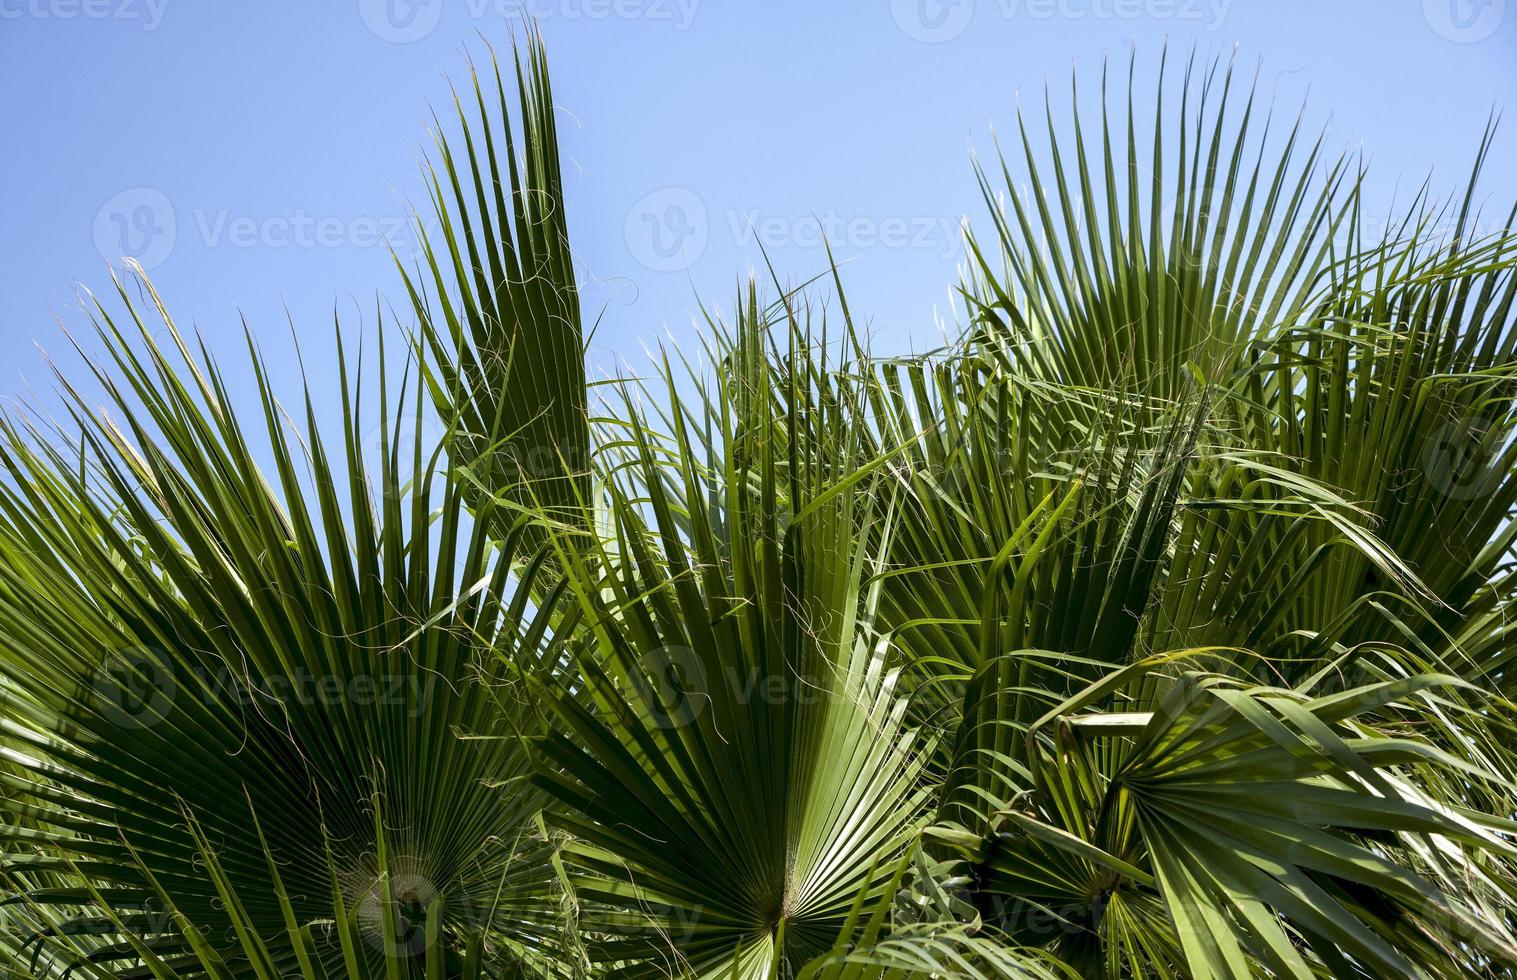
[
  {"left": 0, "top": 277, "right": 566, "bottom": 975},
  {"left": 520, "top": 290, "right": 930, "bottom": 978},
  {"left": 401, "top": 30, "right": 589, "bottom": 546}
]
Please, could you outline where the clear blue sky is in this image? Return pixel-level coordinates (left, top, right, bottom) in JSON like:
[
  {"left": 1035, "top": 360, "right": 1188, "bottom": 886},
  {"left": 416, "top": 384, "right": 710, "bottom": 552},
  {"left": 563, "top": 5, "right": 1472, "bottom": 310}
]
[{"left": 2, "top": 1, "right": 1515, "bottom": 425}]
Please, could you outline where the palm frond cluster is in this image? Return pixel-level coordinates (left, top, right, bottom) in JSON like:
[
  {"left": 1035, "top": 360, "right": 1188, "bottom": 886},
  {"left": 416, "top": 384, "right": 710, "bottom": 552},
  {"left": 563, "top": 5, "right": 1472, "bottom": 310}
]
[{"left": 2, "top": 33, "right": 1516, "bottom": 980}]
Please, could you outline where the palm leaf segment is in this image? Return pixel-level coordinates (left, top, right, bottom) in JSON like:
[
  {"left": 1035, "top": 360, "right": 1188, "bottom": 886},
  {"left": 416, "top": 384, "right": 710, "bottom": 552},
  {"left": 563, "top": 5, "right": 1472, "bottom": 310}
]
[{"left": 401, "top": 31, "right": 589, "bottom": 544}]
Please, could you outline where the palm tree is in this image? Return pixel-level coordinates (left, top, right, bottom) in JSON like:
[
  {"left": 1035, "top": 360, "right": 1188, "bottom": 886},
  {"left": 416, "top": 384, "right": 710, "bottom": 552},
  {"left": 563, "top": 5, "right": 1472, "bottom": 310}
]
[{"left": 1, "top": 29, "right": 1515, "bottom": 980}]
